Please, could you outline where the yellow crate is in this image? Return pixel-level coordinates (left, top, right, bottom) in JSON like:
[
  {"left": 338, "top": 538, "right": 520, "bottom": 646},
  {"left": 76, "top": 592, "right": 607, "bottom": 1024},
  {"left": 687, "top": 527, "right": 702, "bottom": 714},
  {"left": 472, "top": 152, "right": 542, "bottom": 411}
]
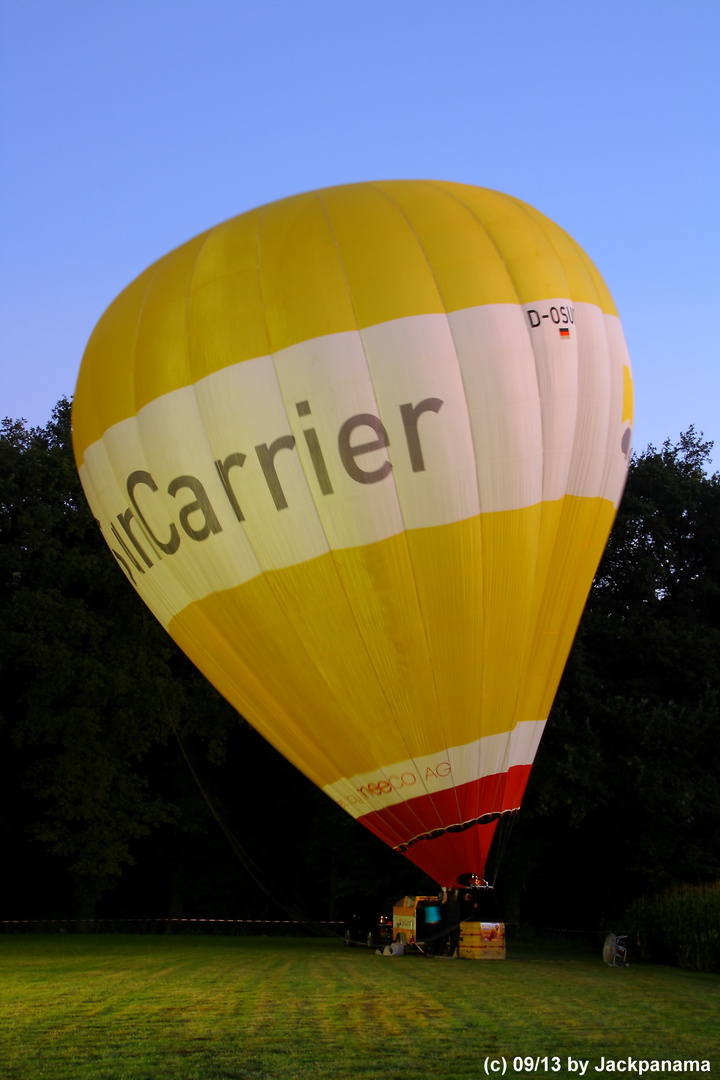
[
  {"left": 459, "top": 944, "right": 506, "bottom": 961},
  {"left": 458, "top": 920, "right": 506, "bottom": 960}
]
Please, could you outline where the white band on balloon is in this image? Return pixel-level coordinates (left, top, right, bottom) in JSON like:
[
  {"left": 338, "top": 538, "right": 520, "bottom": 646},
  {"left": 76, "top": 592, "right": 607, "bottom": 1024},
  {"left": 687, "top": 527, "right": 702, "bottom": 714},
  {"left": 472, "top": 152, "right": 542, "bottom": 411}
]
[
  {"left": 322, "top": 719, "right": 546, "bottom": 818},
  {"left": 78, "top": 302, "right": 630, "bottom": 628}
]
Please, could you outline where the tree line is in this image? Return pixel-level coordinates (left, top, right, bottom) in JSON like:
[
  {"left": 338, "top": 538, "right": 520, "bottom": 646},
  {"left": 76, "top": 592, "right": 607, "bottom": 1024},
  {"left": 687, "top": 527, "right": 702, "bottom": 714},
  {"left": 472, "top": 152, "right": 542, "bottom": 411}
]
[{"left": 1, "top": 400, "right": 718, "bottom": 928}]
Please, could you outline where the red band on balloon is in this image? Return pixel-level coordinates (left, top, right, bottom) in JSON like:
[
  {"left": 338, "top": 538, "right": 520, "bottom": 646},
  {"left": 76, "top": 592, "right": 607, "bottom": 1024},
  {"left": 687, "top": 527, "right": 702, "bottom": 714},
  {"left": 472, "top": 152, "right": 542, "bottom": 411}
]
[{"left": 353, "top": 764, "right": 533, "bottom": 881}]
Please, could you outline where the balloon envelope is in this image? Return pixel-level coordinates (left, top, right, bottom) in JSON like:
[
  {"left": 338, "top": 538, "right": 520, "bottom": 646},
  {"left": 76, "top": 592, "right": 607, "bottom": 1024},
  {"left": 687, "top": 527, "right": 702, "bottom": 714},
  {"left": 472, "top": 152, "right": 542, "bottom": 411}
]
[{"left": 72, "top": 181, "right": 633, "bottom": 886}]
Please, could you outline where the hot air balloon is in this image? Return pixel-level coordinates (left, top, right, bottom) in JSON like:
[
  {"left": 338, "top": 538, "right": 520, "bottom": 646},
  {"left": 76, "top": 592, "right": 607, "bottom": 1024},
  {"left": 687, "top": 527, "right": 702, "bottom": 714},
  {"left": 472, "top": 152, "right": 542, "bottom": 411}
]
[{"left": 72, "top": 181, "right": 633, "bottom": 888}]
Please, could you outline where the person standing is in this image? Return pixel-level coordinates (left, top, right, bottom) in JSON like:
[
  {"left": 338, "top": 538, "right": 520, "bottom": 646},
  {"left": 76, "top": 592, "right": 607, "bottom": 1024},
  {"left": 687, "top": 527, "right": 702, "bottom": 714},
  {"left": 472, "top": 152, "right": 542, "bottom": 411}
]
[
  {"left": 441, "top": 889, "right": 462, "bottom": 957},
  {"left": 419, "top": 894, "right": 444, "bottom": 954}
]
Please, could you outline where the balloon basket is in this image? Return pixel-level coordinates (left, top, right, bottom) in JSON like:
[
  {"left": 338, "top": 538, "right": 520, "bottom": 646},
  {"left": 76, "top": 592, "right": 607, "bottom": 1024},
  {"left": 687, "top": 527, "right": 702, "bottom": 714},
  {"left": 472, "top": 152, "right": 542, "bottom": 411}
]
[{"left": 458, "top": 920, "right": 506, "bottom": 961}]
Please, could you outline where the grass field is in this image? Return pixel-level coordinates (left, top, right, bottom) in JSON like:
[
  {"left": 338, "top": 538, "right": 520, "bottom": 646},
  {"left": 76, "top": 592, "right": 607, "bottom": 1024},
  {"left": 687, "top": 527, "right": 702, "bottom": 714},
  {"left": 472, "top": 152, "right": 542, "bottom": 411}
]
[{"left": 0, "top": 934, "right": 718, "bottom": 1079}]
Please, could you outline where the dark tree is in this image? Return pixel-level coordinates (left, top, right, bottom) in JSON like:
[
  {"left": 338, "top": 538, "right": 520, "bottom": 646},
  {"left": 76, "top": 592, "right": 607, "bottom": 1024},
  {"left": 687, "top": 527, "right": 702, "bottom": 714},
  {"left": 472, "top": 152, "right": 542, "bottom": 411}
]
[
  {"left": 0, "top": 401, "right": 239, "bottom": 915},
  {"left": 506, "top": 430, "right": 720, "bottom": 926}
]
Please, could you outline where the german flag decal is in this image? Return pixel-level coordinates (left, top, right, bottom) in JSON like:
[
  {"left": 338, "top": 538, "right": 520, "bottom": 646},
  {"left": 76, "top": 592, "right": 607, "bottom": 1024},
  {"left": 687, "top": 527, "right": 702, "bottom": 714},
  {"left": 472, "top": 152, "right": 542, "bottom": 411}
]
[{"left": 559, "top": 327, "right": 570, "bottom": 338}]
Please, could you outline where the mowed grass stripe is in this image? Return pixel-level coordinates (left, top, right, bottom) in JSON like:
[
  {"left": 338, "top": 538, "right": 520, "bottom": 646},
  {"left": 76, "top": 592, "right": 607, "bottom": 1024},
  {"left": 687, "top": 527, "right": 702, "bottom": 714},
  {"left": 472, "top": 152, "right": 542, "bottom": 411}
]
[{"left": 0, "top": 936, "right": 717, "bottom": 1079}]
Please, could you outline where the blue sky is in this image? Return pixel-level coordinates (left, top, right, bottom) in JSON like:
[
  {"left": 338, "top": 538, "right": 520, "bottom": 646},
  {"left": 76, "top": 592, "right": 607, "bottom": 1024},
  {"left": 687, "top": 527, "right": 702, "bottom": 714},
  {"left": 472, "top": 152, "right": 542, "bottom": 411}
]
[{"left": 1, "top": 0, "right": 718, "bottom": 459}]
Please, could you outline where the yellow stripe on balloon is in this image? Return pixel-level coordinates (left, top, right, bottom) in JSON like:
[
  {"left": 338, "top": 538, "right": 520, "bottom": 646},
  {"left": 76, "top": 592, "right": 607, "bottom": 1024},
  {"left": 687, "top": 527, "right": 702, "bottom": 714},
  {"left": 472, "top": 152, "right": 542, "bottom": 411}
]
[
  {"left": 73, "top": 182, "right": 620, "bottom": 467},
  {"left": 622, "top": 365, "right": 635, "bottom": 425},
  {"left": 164, "top": 497, "right": 613, "bottom": 794}
]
